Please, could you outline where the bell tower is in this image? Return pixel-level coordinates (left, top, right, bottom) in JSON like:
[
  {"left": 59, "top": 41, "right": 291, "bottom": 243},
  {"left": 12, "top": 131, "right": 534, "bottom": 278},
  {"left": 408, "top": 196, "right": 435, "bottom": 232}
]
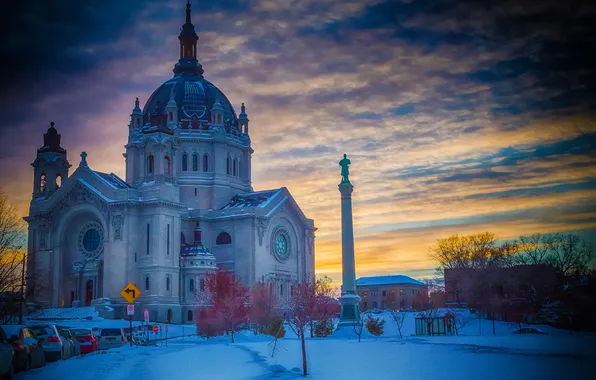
[{"left": 31, "top": 122, "right": 71, "bottom": 199}]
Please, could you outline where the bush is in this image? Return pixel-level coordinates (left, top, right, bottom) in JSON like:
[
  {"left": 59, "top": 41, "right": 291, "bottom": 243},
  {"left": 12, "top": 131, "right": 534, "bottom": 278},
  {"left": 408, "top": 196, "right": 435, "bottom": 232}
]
[
  {"left": 313, "top": 319, "right": 334, "bottom": 337},
  {"left": 259, "top": 318, "right": 286, "bottom": 338},
  {"left": 365, "top": 315, "right": 385, "bottom": 336}
]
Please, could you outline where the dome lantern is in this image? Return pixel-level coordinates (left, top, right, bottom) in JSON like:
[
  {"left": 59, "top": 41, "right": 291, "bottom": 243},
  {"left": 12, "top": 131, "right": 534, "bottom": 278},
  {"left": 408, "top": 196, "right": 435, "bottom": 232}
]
[
  {"left": 238, "top": 102, "right": 249, "bottom": 134},
  {"left": 173, "top": 0, "right": 203, "bottom": 77}
]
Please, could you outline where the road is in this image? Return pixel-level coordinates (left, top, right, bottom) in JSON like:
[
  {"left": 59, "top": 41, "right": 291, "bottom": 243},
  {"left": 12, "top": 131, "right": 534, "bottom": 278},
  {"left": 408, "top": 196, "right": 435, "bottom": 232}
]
[{"left": 17, "top": 337, "right": 281, "bottom": 380}]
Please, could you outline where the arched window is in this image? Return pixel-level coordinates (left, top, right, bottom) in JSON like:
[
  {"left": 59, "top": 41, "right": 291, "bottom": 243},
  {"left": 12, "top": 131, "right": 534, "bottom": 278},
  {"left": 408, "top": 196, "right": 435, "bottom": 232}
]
[
  {"left": 239, "top": 160, "right": 243, "bottom": 178},
  {"left": 189, "top": 279, "right": 194, "bottom": 292},
  {"left": 166, "top": 276, "right": 170, "bottom": 291},
  {"left": 203, "top": 155, "right": 208, "bottom": 171},
  {"left": 136, "top": 119, "right": 140, "bottom": 127},
  {"left": 164, "top": 156, "right": 171, "bottom": 176},
  {"left": 200, "top": 278, "right": 205, "bottom": 292},
  {"left": 40, "top": 173, "right": 47, "bottom": 192},
  {"left": 233, "top": 159, "right": 237, "bottom": 176},
  {"left": 216, "top": 232, "right": 232, "bottom": 245},
  {"left": 182, "top": 154, "right": 188, "bottom": 171},
  {"left": 226, "top": 157, "right": 231, "bottom": 175},
  {"left": 218, "top": 114, "right": 222, "bottom": 124},
  {"left": 56, "top": 174, "right": 62, "bottom": 189},
  {"left": 145, "top": 276, "right": 150, "bottom": 291},
  {"left": 147, "top": 155, "right": 154, "bottom": 174},
  {"left": 192, "top": 154, "right": 198, "bottom": 171},
  {"left": 187, "top": 310, "right": 193, "bottom": 322},
  {"left": 181, "top": 232, "right": 186, "bottom": 246},
  {"left": 169, "top": 112, "right": 173, "bottom": 121}
]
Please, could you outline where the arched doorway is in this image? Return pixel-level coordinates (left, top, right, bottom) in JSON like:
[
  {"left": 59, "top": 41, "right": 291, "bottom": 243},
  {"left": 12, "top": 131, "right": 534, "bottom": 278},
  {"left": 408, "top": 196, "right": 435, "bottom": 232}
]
[{"left": 85, "top": 280, "right": 93, "bottom": 306}]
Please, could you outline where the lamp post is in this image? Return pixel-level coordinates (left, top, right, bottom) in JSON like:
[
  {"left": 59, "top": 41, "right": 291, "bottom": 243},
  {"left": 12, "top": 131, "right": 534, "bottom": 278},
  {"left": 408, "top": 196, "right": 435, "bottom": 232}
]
[
  {"left": 72, "top": 258, "right": 99, "bottom": 306},
  {"left": 18, "top": 250, "right": 27, "bottom": 324}
]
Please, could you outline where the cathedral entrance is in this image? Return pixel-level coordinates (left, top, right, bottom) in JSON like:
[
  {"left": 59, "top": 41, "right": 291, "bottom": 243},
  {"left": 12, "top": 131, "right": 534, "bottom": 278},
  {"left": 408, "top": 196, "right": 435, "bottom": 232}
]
[{"left": 85, "top": 280, "right": 93, "bottom": 306}]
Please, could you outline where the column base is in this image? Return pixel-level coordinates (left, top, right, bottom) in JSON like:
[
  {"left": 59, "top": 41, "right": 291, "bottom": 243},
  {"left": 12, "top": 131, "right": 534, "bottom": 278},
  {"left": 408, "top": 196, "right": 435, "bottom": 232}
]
[{"left": 337, "top": 293, "right": 361, "bottom": 327}]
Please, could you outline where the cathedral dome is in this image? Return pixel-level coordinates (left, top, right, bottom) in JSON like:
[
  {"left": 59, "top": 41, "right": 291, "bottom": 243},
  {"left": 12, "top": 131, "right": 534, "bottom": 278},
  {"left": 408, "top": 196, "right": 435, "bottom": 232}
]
[
  {"left": 141, "top": 1, "right": 238, "bottom": 131},
  {"left": 143, "top": 74, "right": 238, "bottom": 128}
]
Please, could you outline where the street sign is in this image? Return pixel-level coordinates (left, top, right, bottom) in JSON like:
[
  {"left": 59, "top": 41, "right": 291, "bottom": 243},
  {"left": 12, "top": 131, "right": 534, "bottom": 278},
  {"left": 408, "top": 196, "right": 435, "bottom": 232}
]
[
  {"left": 152, "top": 325, "right": 158, "bottom": 333},
  {"left": 126, "top": 304, "right": 135, "bottom": 316},
  {"left": 143, "top": 308, "right": 149, "bottom": 322},
  {"left": 120, "top": 282, "right": 141, "bottom": 304}
]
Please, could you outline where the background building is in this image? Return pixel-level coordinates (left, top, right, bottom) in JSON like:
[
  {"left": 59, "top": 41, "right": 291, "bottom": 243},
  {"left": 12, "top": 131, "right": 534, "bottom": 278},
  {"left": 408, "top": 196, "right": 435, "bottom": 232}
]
[
  {"left": 444, "top": 265, "right": 560, "bottom": 322},
  {"left": 356, "top": 275, "right": 429, "bottom": 311}
]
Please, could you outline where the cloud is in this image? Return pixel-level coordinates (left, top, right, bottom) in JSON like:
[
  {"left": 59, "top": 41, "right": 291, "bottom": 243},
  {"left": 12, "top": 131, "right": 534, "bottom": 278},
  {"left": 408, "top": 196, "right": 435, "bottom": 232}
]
[{"left": 1, "top": 0, "right": 595, "bottom": 281}]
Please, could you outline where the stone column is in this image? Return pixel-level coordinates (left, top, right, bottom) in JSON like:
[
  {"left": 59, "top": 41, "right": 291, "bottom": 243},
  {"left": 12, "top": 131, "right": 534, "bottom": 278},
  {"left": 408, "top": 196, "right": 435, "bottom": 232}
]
[{"left": 338, "top": 181, "right": 360, "bottom": 326}]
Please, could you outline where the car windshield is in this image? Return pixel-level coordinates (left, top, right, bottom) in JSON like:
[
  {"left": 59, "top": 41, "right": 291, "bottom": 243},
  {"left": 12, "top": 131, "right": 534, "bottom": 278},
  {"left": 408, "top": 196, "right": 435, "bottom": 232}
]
[
  {"left": 29, "top": 326, "right": 53, "bottom": 337},
  {"left": 71, "top": 329, "right": 92, "bottom": 336},
  {"left": 100, "top": 328, "right": 122, "bottom": 336},
  {"left": 1, "top": 326, "right": 22, "bottom": 338}
]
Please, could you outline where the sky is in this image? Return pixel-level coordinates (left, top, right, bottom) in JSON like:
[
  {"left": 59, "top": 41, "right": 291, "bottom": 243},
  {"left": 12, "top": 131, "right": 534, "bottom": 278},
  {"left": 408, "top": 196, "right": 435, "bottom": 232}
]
[{"left": 0, "top": 0, "right": 595, "bottom": 282}]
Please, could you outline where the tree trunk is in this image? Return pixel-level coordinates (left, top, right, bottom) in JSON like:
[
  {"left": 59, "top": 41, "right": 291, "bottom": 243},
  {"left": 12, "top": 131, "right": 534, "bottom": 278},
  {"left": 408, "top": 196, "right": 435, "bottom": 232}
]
[
  {"left": 492, "top": 318, "right": 495, "bottom": 336},
  {"left": 300, "top": 325, "right": 307, "bottom": 376},
  {"left": 309, "top": 320, "right": 313, "bottom": 338},
  {"left": 231, "top": 321, "right": 235, "bottom": 343}
]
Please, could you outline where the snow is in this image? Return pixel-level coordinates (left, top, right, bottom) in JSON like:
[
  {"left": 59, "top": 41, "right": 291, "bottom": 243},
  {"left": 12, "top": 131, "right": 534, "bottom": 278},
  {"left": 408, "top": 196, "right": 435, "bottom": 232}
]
[
  {"left": 14, "top": 310, "right": 596, "bottom": 379},
  {"left": 356, "top": 275, "right": 424, "bottom": 286}
]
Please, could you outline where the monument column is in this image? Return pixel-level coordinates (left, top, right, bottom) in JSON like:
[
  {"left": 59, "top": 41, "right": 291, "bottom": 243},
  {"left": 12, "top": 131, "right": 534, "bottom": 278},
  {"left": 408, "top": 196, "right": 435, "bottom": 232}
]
[{"left": 338, "top": 154, "right": 360, "bottom": 326}]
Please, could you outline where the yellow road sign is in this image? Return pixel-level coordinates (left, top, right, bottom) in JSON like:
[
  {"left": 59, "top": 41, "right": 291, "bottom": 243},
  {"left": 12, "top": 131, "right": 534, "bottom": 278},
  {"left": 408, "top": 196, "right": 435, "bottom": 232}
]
[{"left": 120, "top": 282, "right": 141, "bottom": 304}]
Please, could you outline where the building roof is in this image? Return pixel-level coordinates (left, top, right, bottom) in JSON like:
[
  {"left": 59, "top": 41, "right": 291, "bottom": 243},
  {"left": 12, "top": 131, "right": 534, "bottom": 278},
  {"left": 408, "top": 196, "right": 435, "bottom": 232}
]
[
  {"left": 221, "top": 188, "right": 282, "bottom": 209},
  {"left": 181, "top": 243, "right": 213, "bottom": 257},
  {"left": 91, "top": 170, "right": 130, "bottom": 189},
  {"left": 356, "top": 275, "right": 425, "bottom": 287}
]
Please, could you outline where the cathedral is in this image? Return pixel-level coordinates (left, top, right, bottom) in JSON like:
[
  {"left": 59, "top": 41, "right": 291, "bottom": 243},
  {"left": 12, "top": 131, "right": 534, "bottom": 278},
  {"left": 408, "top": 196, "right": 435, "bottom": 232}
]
[{"left": 24, "top": 2, "right": 315, "bottom": 323}]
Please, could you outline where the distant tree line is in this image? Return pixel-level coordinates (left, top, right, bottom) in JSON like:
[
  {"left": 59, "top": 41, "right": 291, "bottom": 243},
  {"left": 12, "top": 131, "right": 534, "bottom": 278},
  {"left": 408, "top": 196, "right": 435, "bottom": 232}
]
[{"left": 429, "top": 232, "right": 595, "bottom": 333}]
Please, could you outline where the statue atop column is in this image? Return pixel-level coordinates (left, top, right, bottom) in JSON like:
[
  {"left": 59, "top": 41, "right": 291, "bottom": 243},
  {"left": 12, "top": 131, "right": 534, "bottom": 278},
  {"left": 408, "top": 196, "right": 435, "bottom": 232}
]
[{"left": 339, "top": 154, "right": 351, "bottom": 183}]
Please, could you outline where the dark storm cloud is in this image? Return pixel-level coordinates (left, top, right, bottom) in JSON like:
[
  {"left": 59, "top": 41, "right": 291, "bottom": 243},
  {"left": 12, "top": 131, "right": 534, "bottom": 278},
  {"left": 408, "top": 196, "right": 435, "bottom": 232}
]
[
  {"left": 308, "top": 0, "right": 596, "bottom": 116},
  {"left": 0, "top": 1, "right": 157, "bottom": 98}
]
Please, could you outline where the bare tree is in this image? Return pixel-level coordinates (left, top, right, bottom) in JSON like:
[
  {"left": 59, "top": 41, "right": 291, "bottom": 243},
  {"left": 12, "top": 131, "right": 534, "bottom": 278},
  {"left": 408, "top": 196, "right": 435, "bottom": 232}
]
[
  {"left": 204, "top": 269, "right": 250, "bottom": 343},
  {"left": 430, "top": 232, "right": 507, "bottom": 274},
  {"left": 513, "top": 234, "right": 555, "bottom": 266},
  {"left": 389, "top": 310, "right": 406, "bottom": 338},
  {"left": 512, "top": 233, "right": 593, "bottom": 275},
  {"left": 285, "top": 282, "right": 316, "bottom": 376},
  {"left": 250, "top": 281, "right": 279, "bottom": 335},
  {"left": 353, "top": 314, "right": 365, "bottom": 343},
  {"left": 0, "top": 192, "right": 27, "bottom": 323},
  {"left": 549, "top": 234, "right": 593, "bottom": 275}
]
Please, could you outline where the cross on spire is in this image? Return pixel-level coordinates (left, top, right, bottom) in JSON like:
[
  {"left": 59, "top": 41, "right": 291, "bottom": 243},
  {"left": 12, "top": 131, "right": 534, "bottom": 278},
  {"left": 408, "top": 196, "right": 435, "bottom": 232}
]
[{"left": 80, "top": 151, "right": 88, "bottom": 166}]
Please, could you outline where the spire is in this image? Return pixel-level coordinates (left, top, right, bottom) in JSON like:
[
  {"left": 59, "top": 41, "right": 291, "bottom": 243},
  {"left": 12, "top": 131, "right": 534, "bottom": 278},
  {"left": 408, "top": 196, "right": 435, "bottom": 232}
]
[
  {"left": 186, "top": 0, "right": 192, "bottom": 24},
  {"left": 174, "top": 0, "right": 203, "bottom": 76}
]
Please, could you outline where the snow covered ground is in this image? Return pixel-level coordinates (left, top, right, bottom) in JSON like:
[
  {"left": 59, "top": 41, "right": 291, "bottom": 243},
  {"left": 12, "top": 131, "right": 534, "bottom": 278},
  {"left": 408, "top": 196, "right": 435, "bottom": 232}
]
[{"left": 16, "top": 310, "right": 596, "bottom": 379}]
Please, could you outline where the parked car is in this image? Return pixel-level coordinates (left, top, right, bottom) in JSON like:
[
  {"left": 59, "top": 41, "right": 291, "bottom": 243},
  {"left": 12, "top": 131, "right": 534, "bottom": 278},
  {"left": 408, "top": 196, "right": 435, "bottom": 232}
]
[
  {"left": 0, "top": 326, "right": 45, "bottom": 372},
  {"left": 60, "top": 329, "right": 80, "bottom": 356},
  {"left": 28, "top": 324, "right": 73, "bottom": 361},
  {"left": 97, "top": 328, "right": 126, "bottom": 350},
  {"left": 513, "top": 327, "right": 549, "bottom": 335},
  {"left": 69, "top": 328, "right": 98, "bottom": 354},
  {"left": 0, "top": 328, "right": 14, "bottom": 380}
]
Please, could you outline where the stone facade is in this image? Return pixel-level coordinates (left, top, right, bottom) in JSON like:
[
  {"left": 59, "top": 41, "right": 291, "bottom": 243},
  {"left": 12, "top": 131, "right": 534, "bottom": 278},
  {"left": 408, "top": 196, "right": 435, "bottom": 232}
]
[{"left": 23, "top": 4, "right": 315, "bottom": 324}]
